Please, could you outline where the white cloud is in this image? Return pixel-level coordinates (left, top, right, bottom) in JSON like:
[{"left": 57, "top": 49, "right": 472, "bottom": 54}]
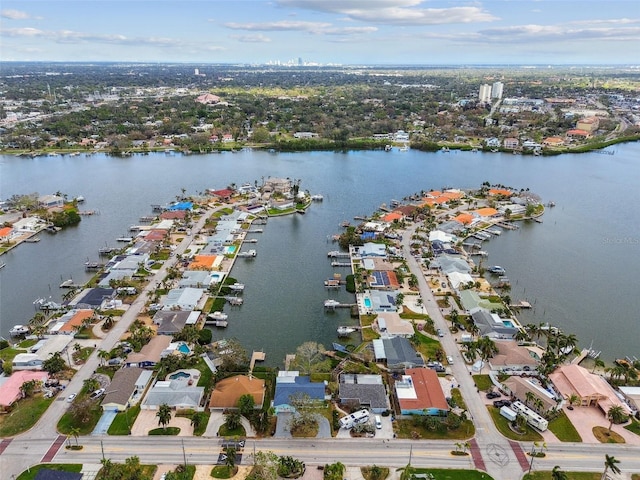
[
  {"left": 276, "top": 1, "right": 498, "bottom": 26},
  {"left": 230, "top": 33, "right": 272, "bottom": 43},
  {"left": 475, "top": 24, "right": 640, "bottom": 44},
  {"left": 225, "top": 20, "right": 332, "bottom": 33},
  {"left": 1, "top": 9, "right": 31, "bottom": 20}
]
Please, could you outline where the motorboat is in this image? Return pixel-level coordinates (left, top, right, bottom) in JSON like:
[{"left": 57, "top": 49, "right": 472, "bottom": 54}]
[
  {"left": 208, "top": 311, "right": 228, "bottom": 321},
  {"left": 488, "top": 266, "right": 506, "bottom": 275},
  {"left": 324, "top": 299, "right": 340, "bottom": 308},
  {"left": 228, "top": 283, "right": 245, "bottom": 291},
  {"left": 337, "top": 326, "right": 356, "bottom": 336},
  {"left": 10, "top": 325, "right": 30, "bottom": 336}
]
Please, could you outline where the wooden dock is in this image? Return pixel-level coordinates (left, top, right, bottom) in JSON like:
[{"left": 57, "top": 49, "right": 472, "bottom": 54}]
[{"left": 249, "top": 350, "right": 266, "bottom": 372}]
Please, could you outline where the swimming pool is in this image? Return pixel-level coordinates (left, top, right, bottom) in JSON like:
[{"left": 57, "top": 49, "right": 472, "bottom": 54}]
[
  {"left": 224, "top": 245, "right": 237, "bottom": 254},
  {"left": 211, "top": 273, "right": 222, "bottom": 282},
  {"left": 364, "top": 297, "right": 372, "bottom": 308},
  {"left": 178, "top": 343, "right": 191, "bottom": 354},
  {"left": 502, "top": 320, "right": 515, "bottom": 328},
  {"left": 169, "top": 371, "right": 190, "bottom": 380}
]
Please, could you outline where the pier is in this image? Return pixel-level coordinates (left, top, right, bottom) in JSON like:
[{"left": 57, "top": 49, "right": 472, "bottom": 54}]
[
  {"left": 324, "top": 300, "right": 356, "bottom": 309},
  {"left": 247, "top": 228, "right": 263, "bottom": 233},
  {"left": 249, "top": 351, "right": 266, "bottom": 373},
  {"left": 331, "top": 261, "right": 351, "bottom": 267},
  {"left": 509, "top": 301, "right": 532, "bottom": 309},
  {"left": 60, "top": 279, "right": 83, "bottom": 289},
  {"left": 327, "top": 251, "right": 350, "bottom": 258}
]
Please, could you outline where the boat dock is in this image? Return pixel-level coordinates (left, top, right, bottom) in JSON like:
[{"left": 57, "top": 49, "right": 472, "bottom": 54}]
[
  {"left": 247, "top": 228, "right": 263, "bottom": 233},
  {"left": 99, "top": 247, "right": 119, "bottom": 256},
  {"left": 324, "top": 300, "right": 356, "bottom": 309},
  {"left": 331, "top": 261, "right": 351, "bottom": 267},
  {"left": 327, "top": 251, "right": 350, "bottom": 258},
  {"left": 509, "top": 301, "right": 532, "bottom": 309},
  {"left": 497, "top": 222, "right": 519, "bottom": 230},
  {"left": 249, "top": 350, "right": 266, "bottom": 372},
  {"left": 60, "top": 279, "right": 83, "bottom": 289}
]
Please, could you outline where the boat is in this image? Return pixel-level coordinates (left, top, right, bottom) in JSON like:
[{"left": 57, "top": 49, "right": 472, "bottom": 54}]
[
  {"left": 337, "top": 326, "right": 356, "bottom": 336},
  {"left": 324, "top": 299, "right": 340, "bottom": 308},
  {"left": 384, "top": 144, "right": 392, "bottom": 152},
  {"left": 24, "top": 236, "right": 41, "bottom": 243},
  {"left": 311, "top": 194, "right": 323, "bottom": 201},
  {"left": 211, "top": 320, "right": 228, "bottom": 327},
  {"left": 0, "top": 262, "right": 5, "bottom": 269},
  {"left": 207, "top": 311, "right": 228, "bottom": 321},
  {"left": 340, "top": 221, "right": 351, "bottom": 228},
  {"left": 117, "top": 236, "right": 134, "bottom": 242},
  {"left": 9, "top": 325, "right": 30, "bottom": 336},
  {"left": 470, "top": 250, "right": 488, "bottom": 257},
  {"left": 225, "top": 296, "right": 244, "bottom": 306},
  {"left": 398, "top": 145, "right": 409, "bottom": 152},
  {"left": 488, "top": 266, "right": 506, "bottom": 275},
  {"left": 237, "top": 249, "right": 257, "bottom": 258},
  {"left": 74, "top": 195, "right": 85, "bottom": 203},
  {"left": 228, "top": 283, "right": 245, "bottom": 292}
]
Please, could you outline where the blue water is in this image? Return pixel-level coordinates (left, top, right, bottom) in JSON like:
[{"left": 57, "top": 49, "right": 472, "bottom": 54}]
[
  {"left": 364, "top": 297, "right": 372, "bottom": 309},
  {"left": 503, "top": 320, "right": 515, "bottom": 328},
  {"left": 168, "top": 371, "right": 190, "bottom": 380},
  {"left": 177, "top": 344, "right": 190, "bottom": 354}
]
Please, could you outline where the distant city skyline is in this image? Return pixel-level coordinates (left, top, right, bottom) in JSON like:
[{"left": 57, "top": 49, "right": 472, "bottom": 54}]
[{"left": 1, "top": 1, "right": 639, "bottom": 65}]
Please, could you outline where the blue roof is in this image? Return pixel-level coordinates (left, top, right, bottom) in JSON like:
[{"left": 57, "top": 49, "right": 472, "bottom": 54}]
[
  {"left": 274, "top": 376, "right": 325, "bottom": 407},
  {"left": 168, "top": 201, "right": 193, "bottom": 211}
]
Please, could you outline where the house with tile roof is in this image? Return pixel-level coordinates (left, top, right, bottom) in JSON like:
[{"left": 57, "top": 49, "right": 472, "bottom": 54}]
[
  {"left": 273, "top": 372, "right": 326, "bottom": 413},
  {"left": 0, "top": 371, "right": 48, "bottom": 411},
  {"left": 101, "top": 367, "right": 149, "bottom": 411},
  {"left": 338, "top": 374, "right": 389, "bottom": 413},
  {"left": 209, "top": 375, "right": 266, "bottom": 411},
  {"left": 395, "top": 368, "right": 449, "bottom": 416}
]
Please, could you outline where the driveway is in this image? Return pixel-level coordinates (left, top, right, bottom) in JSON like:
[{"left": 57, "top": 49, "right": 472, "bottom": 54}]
[
  {"left": 204, "top": 410, "right": 256, "bottom": 438},
  {"left": 91, "top": 408, "right": 118, "bottom": 436},
  {"left": 130, "top": 409, "right": 193, "bottom": 436},
  {"left": 274, "top": 412, "right": 331, "bottom": 438},
  {"left": 563, "top": 405, "right": 640, "bottom": 445}
]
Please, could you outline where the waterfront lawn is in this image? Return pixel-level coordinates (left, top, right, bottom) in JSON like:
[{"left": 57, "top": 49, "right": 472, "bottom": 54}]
[
  {"left": 523, "top": 472, "right": 600, "bottom": 480},
  {"left": 407, "top": 468, "right": 494, "bottom": 480},
  {"left": 625, "top": 418, "right": 640, "bottom": 437},
  {"left": 0, "top": 346, "right": 25, "bottom": 364},
  {"left": 548, "top": 411, "right": 582, "bottom": 442},
  {"left": 0, "top": 394, "right": 54, "bottom": 437},
  {"left": 196, "top": 357, "right": 214, "bottom": 390},
  {"left": 16, "top": 463, "right": 82, "bottom": 480},
  {"left": 107, "top": 405, "right": 141, "bottom": 435},
  {"left": 17, "top": 338, "right": 39, "bottom": 349},
  {"left": 472, "top": 374, "right": 493, "bottom": 391},
  {"left": 487, "top": 406, "right": 543, "bottom": 442},
  {"left": 362, "top": 327, "right": 380, "bottom": 342}
]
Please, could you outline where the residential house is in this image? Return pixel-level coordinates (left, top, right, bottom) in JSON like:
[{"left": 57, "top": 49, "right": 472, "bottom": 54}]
[
  {"left": 375, "top": 312, "right": 414, "bottom": 338},
  {"left": 12, "top": 353, "right": 43, "bottom": 371},
  {"left": 142, "top": 377, "right": 204, "bottom": 410},
  {"left": 503, "top": 138, "right": 519, "bottom": 149},
  {"left": 489, "top": 341, "right": 541, "bottom": 372},
  {"left": 38, "top": 195, "right": 64, "bottom": 208},
  {"left": 0, "top": 371, "right": 48, "bottom": 411},
  {"left": 273, "top": 372, "right": 326, "bottom": 414},
  {"left": 576, "top": 117, "right": 599, "bottom": 133},
  {"left": 470, "top": 310, "right": 519, "bottom": 340},
  {"left": 263, "top": 177, "right": 291, "bottom": 194},
  {"left": 153, "top": 310, "right": 200, "bottom": 336},
  {"left": 163, "top": 288, "right": 204, "bottom": 311},
  {"left": 549, "top": 364, "right": 631, "bottom": 415},
  {"left": 125, "top": 335, "right": 172, "bottom": 368},
  {"left": 101, "top": 367, "right": 150, "bottom": 411},
  {"left": 373, "top": 337, "right": 425, "bottom": 370},
  {"left": 395, "top": 368, "right": 449, "bottom": 416},
  {"left": 502, "top": 376, "right": 558, "bottom": 414},
  {"left": 49, "top": 309, "right": 94, "bottom": 335},
  {"left": 338, "top": 374, "right": 388, "bottom": 413},
  {"left": 209, "top": 375, "right": 266, "bottom": 411}
]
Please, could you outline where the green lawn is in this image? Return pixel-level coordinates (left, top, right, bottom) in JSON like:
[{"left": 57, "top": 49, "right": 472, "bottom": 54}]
[
  {"left": 407, "top": 468, "right": 494, "bottom": 479},
  {"left": 148, "top": 426, "right": 181, "bottom": 435},
  {"left": 472, "top": 374, "right": 493, "bottom": 391},
  {"left": 57, "top": 397, "right": 103, "bottom": 435},
  {"left": 0, "top": 347, "right": 25, "bottom": 363},
  {"left": 450, "top": 388, "right": 467, "bottom": 410},
  {"left": 17, "top": 464, "right": 82, "bottom": 480},
  {"left": 624, "top": 418, "right": 640, "bottom": 436},
  {"left": 548, "top": 411, "right": 582, "bottom": 442},
  {"left": 487, "top": 406, "right": 543, "bottom": 442},
  {"left": 411, "top": 330, "right": 442, "bottom": 361},
  {"left": 211, "top": 465, "right": 236, "bottom": 478},
  {"left": 394, "top": 417, "right": 475, "bottom": 440},
  {"left": 0, "top": 395, "right": 54, "bottom": 437},
  {"left": 523, "top": 472, "right": 600, "bottom": 480},
  {"left": 218, "top": 423, "right": 246, "bottom": 437},
  {"left": 107, "top": 405, "right": 141, "bottom": 435}
]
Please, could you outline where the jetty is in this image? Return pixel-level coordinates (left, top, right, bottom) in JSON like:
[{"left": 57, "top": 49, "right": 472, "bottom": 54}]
[
  {"left": 60, "top": 279, "right": 83, "bottom": 289},
  {"left": 509, "top": 301, "right": 532, "bottom": 309},
  {"left": 324, "top": 300, "right": 356, "bottom": 309},
  {"left": 99, "top": 246, "right": 119, "bottom": 256},
  {"left": 327, "top": 251, "right": 350, "bottom": 258},
  {"left": 24, "top": 236, "right": 41, "bottom": 243},
  {"left": 249, "top": 350, "right": 266, "bottom": 373},
  {"left": 247, "top": 228, "right": 263, "bottom": 233},
  {"left": 497, "top": 222, "right": 519, "bottom": 230}
]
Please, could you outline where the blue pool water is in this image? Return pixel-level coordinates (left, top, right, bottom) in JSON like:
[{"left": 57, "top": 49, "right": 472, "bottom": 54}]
[
  {"left": 364, "top": 297, "right": 372, "bottom": 308},
  {"left": 211, "top": 273, "right": 222, "bottom": 281},
  {"left": 178, "top": 344, "right": 191, "bottom": 354},
  {"left": 169, "top": 371, "right": 190, "bottom": 380},
  {"left": 224, "top": 245, "right": 237, "bottom": 254},
  {"left": 502, "top": 320, "right": 515, "bottom": 328}
]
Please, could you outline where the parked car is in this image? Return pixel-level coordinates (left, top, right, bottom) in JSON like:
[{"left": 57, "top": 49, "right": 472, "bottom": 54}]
[
  {"left": 493, "top": 400, "right": 511, "bottom": 408},
  {"left": 447, "top": 355, "right": 454, "bottom": 365},
  {"left": 437, "top": 329, "right": 444, "bottom": 337},
  {"left": 67, "top": 393, "right": 76, "bottom": 402},
  {"left": 90, "top": 388, "right": 105, "bottom": 399},
  {"left": 486, "top": 391, "right": 501, "bottom": 399}
]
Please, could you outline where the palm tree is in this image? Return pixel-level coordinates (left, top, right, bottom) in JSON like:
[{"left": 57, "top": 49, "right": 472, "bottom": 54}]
[
  {"left": 476, "top": 336, "right": 498, "bottom": 362},
  {"left": 190, "top": 412, "right": 204, "bottom": 432},
  {"left": 606, "top": 405, "right": 627, "bottom": 435},
  {"left": 70, "top": 426, "right": 81, "bottom": 447},
  {"left": 551, "top": 465, "right": 568, "bottom": 480},
  {"left": 601, "top": 454, "right": 621, "bottom": 480},
  {"left": 224, "top": 446, "right": 237, "bottom": 471},
  {"left": 156, "top": 403, "right": 172, "bottom": 431},
  {"left": 224, "top": 410, "right": 242, "bottom": 431},
  {"left": 592, "top": 358, "right": 605, "bottom": 374},
  {"left": 97, "top": 349, "right": 110, "bottom": 366}
]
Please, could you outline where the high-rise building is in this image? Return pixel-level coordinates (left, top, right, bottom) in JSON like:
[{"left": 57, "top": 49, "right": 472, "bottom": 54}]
[
  {"left": 491, "top": 81, "right": 504, "bottom": 99},
  {"left": 479, "top": 84, "right": 491, "bottom": 103},
  {"left": 194, "top": 68, "right": 199, "bottom": 76}
]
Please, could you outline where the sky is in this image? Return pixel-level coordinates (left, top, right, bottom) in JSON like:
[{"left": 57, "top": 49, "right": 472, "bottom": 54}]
[{"left": 1, "top": 0, "right": 639, "bottom": 65}]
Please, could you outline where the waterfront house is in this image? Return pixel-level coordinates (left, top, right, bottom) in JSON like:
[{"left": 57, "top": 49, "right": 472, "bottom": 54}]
[
  {"left": 382, "top": 212, "right": 403, "bottom": 223},
  {"left": 618, "top": 387, "right": 640, "bottom": 414},
  {"left": 576, "top": 117, "right": 599, "bottom": 133},
  {"left": 453, "top": 212, "right": 475, "bottom": 226},
  {"left": 100, "top": 367, "right": 150, "bottom": 412},
  {"left": 549, "top": 364, "right": 631, "bottom": 416},
  {"left": 263, "top": 177, "right": 291, "bottom": 194},
  {"left": 367, "top": 270, "right": 400, "bottom": 290},
  {"left": 188, "top": 255, "right": 220, "bottom": 270},
  {"left": 273, "top": 372, "right": 326, "bottom": 414},
  {"left": 489, "top": 341, "right": 541, "bottom": 371},
  {"left": 12, "top": 353, "right": 44, "bottom": 371},
  {"left": 395, "top": 368, "right": 449, "bottom": 416},
  {"left": 153, "top": 310, "right": 200, "bottom": 336},
  {"left": 430, "top": 254, "right": 472, "bottom": 275},
  {"left": 352, "top": 242, "right": 387, "bottom": 258},
  {"left": 376, "top": 312, "right": 414, "bottom": 337},
  {"left": 460, "top": 290, "right": 502, "bottom": 312},
  {"left": 68, "top": 287, "right": 116, "bottom": 309},
  {"left": 208, "top": 375, "right": 266, "bottom": 411},
  {"left": 179, "top": 270, "right": 217, "bottom": 288},
  {"left": 162, "top": 287, "right": 205, "bottom": 311},
  {"left": 543, "top": 137, "right": 565, "bottom": 147},
  {"left": 361, "top": 290, "right": 400, "bottom": 313},
  {"left": 474, "top": 207, "right": 499, "bottom": 219},
  {"left": 470, "top": 309, "right": 519, "bottom": 340},
  {"left": 38, "top": 194, "right": 64, "bottom": 209},
  {"left": 49, "top": 309, "right": 94, "bottom": 335},
  {"left": 503, "top": 138, "right": 519, "bottom": 149},
  {"left": 0, "top": 371, "right": 48, "bottom": 411},
  {"left": 338, "top": 374, "right": 389, "bottom": 414},
  {"left": 373, "top": 336, "right": 425, "bottom": 370},
  {"left": 566, "top": 129, "right": 591, "bottom": 139},
  {"left": 160, "top": 210, "right": 186, "bottom": 220},
  {"left": 488, "top": 188, "right": 513, "bottom": 197}
]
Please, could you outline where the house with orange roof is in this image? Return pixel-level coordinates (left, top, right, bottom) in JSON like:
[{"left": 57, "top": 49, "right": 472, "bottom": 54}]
[
  {"left": 189, "top": 254, "right": 218, "bottom": 270},
  {"left": 209, "top": 375, "right": 266, "bottom": 410},
  {"left": 543, "top": 137, "right": 564, "bottom": 147},
  {"left": 382, "top": 212, "right": 403, "bottom": 223},
  {"left": 488, "top": 188, "right": 513, "bottom": 197},
  {"left": 576, "top": 117, "right": 599, "bottom": 133},
  {"left": 453, "top": 213, "right": 474, "bottom": 225},
  {"left": 160, "top": 210, "right": 186, "bottom": 220},
  {"left": 144, "top": 229, "right": 167, "bottom": 242},
  {"left": 474, "top": 207, "right": 499, "bottom": 218},
  {"left": 395, "top": 368, "right": 449, "bottom": 416},
  {"left": 0, "top": 226, "right": 13, "bottom": 240},
  {"left": 50, "top": 309, "right": 94, "bottom": 335},
  {"left": 566, "top": 129, "right": 590, "bottom": 138}
]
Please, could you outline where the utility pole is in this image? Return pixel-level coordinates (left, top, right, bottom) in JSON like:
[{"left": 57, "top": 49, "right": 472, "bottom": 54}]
[{"left": 182, "top": 439, "right": 187, "bottom": 468}]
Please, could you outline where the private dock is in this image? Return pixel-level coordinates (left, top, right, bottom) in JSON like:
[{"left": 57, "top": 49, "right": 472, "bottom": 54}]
[
  {"left": 324, "top": 300, "right": 356, "bottom": 309},
  {"left": 247, "top": 228, "right": 263, "bottom": 233},
  {"left": 60, "top": 279, "right": 83, "bottom": 289},
  {"left": 327, "top": 251, "right": 350, "bottom": 258},
  {"left": 249, "top": 351, "right": 266, "bottom": 372},
  {"left": 99, "top": 247, "right": 119, "bottom": 256},
  {"left": 331, "top": 261, "right": 351, "bottom": 267},
  {"left": 509, "top": 301, "right": 532, "bottom": 309}
]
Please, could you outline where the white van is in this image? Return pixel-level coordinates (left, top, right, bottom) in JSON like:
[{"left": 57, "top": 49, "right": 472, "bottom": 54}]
[{"left": 375, "top": 415, "right": 382, "bottom": 429}]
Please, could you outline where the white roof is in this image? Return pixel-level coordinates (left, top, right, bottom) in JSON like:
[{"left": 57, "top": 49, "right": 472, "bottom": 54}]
[{"left": 447, "top": 271, "right": 474, "bottom": 289}]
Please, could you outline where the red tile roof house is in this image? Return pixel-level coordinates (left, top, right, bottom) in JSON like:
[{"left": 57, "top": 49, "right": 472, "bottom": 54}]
[
  {"left": 395, "top": 368, "right": 449, "bottom": 416},
  {"left": 0, "top": 371, "right": 48, "bottom": 412}
]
